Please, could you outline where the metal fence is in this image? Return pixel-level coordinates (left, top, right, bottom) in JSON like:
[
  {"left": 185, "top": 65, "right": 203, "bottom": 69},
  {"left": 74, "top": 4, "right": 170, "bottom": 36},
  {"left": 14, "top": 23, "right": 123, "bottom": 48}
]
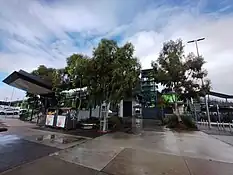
[{"left": 198, "top": 120, "right": 233, "bottom": 134}]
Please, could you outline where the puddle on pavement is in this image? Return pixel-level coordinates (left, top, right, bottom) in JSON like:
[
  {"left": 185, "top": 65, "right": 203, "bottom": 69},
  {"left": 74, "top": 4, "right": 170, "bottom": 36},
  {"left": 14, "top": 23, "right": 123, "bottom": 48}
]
[
  {"left": 36, "top": 134, "right": 85, "bottom": 144},
  {"left": 0, "top": 134, "right": 21, "bottom": 144}
]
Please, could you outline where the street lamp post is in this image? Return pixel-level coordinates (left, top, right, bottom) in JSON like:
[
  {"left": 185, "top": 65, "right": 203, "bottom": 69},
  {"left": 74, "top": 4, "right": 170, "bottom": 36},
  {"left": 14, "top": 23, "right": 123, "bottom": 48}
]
[{"left": 187, "top": 38, "right": 211, "bottom": 128}]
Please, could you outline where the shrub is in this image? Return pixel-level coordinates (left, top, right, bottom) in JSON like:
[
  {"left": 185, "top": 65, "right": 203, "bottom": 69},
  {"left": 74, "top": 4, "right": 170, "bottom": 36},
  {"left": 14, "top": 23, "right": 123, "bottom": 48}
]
[
  {"left": 181, "top": 114, "right": 197, "bottom": 129},
  {"left": 19, "top": 111, "right": 30, "bottom": 121},
  {"left": 165, "top": 114, "right": 197, "bottom": 129},
  {"left": 162, "top": 114, "right": 174, "bottom": 125},
  {"left": 166, "top": 115, "right": 179, "bottom": 128},
  {"left": 108, "top": 116, "right": 123, "bottom": 130}
]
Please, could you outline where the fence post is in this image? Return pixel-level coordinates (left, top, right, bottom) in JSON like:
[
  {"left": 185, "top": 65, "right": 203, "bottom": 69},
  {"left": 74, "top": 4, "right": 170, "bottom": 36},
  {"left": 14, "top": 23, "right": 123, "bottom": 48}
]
[
  {"left": 219, "top": 122, "right": 222, "bottom": 131},
  {"left": 222, "top": 122, "right": 225, "bottom": 132}
]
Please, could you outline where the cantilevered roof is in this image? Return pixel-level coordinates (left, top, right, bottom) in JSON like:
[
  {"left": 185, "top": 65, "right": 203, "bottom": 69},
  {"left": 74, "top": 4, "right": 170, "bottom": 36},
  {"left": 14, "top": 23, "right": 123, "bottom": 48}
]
[
  {"left": 3, "top": 70, "right": 53, "bottom": 95},
  {"left": 208, "top": 91, "right": 233, "bottom": 99}
]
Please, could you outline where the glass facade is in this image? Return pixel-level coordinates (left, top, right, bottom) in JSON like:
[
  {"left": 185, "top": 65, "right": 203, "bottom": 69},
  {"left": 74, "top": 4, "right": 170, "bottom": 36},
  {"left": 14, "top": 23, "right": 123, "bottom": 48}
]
[{"left": 140, "top": 69, "right": 158, "bottom": 107}]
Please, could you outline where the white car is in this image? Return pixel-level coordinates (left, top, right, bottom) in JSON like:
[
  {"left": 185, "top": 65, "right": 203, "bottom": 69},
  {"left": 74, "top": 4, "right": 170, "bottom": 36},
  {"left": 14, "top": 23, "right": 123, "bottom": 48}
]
[{"left": 0, "top": 108, "right": 20, "bottom": 115}]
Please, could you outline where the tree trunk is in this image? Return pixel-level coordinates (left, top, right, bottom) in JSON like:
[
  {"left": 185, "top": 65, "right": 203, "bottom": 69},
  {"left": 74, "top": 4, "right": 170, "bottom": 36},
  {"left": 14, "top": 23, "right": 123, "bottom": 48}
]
[
  {"left": 103, "top": 102, "right": 110, "bottom": 132},
  {"left": 99, "top": 105, "right": 101, "bottom": 118},
  {"left": 161, "top": 106, "right": 164, "bottom": 122},
  {"left": 174, "top": 101, "right": 182, "bottom": 122},
  {"left": 89, "top": 106, "right": 92, "bottom": 118},
  {"left": 30, "top": 97, "right": 37, "bottom": 121},
  {"left": 75, "top": 89, "right": 82, "bottom": 121}
]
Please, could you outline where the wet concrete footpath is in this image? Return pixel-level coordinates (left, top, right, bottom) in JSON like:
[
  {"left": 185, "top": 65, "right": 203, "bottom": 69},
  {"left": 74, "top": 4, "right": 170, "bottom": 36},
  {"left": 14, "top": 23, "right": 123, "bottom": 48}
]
[
  {"left": 1, "top": 118, "right": 233, "bottom": 174},
  {"left": 0, "top": 119, "right": 91, "bottom": 174}
]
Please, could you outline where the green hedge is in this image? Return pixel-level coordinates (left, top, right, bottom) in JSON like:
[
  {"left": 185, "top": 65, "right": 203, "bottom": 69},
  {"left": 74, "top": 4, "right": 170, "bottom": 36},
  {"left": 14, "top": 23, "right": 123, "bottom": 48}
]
[
  {"left": 19, "top": 112, "right": 31, "bottom": 121},
  {"left": 164, "top": 114, "right": 197, "bottom": 129},
  {"left": 181, "top": 115, "right": 197, "bottom": 129},
  {"left": 108, "top": 116, "right": 123, "bottom": 130},
  {"left": 164, "top": 115, "right": 178, "bottom": 128}
]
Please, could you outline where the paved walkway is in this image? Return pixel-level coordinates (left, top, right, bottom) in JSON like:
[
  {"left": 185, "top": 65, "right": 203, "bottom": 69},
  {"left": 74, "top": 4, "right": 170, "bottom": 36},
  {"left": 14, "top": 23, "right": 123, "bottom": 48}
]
[
  {"left": 1, "top": 119, "right": 233, "bottom": 174},
  {"left": 0, "top": 135, "right": 60, "bottom": 173},
  {"left": 50, "top": 130, "right": 233, "bottom": 175},
  {"left": 0, "top": 118, "right": 89, "bottom": 149}
]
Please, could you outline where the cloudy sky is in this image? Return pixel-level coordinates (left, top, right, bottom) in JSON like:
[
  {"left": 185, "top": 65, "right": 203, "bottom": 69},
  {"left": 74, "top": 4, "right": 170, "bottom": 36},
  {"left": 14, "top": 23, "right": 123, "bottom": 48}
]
[{"left": 0, "top": 0, "right": 233, "bottom": 101}]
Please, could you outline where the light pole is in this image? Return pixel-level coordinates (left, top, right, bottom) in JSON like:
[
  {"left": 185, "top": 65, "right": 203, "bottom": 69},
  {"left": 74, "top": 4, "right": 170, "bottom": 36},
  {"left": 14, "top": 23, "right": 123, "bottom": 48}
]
[
  {"left": 8, "top": 87, "right": 15, "bottom": 107},
  {"left": 187, "top": 38, "right": 211, "bottom": 128}
]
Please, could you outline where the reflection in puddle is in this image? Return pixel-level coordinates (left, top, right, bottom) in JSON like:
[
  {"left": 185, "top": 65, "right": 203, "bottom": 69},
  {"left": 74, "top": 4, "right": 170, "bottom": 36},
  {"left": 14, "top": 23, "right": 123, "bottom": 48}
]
[
  {"left": 0, "top": 135, "right": 21, "bottom": 144},
  {"left": 36, "top": 134, "right": 84, "bottom": 144}
]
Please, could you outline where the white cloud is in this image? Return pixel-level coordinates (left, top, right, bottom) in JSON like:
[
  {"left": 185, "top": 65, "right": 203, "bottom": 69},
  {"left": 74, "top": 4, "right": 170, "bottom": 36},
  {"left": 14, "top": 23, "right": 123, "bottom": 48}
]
[
  {"left": 0, "top": 0, "right": 233, "bottom": 100},
  {"left": 122, "top": 9, "right": 233, "bottom": 94}
]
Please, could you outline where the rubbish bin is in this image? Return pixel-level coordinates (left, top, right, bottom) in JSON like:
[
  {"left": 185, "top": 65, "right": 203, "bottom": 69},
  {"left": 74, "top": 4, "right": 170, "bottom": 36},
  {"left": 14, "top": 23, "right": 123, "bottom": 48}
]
[
  {"left": 56, "top": 108, "right": 77, "bottom": 130},
  {"left": 45, "top": 108, "right": 56, "bottom": 127}
]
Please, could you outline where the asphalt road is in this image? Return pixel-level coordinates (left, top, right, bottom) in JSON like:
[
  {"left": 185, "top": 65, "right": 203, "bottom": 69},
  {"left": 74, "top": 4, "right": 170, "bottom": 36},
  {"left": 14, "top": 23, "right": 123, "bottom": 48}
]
[{"left": 0, "top": 134, "right": 60, "bottom": 173}]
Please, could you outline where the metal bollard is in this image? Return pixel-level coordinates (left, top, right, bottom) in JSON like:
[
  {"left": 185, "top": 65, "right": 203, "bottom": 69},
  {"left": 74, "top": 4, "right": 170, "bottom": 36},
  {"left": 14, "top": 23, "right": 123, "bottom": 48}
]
[
  {"left": 217, "top": 121, "right": 220, "bottom": 130},
  {"left": 219, "top": 122, "right": 222, "bottom": 131},
  {"left": 229, "top": 123, "right": 232, "bottom": 132},
  {"left": 218, "top": 122, "right": 221, "bottom": 131},
  {"left": 222, "top": 122, "right": 225, "bottom": 132}
]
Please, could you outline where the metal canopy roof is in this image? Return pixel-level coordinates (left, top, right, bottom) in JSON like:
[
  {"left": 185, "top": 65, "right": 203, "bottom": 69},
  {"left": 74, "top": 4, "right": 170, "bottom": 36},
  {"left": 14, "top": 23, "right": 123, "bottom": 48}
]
[
  {"left": 3, "top": 70, "right": 53, "bottom": 95},
  {"left": 208, "top": 91, "right": 233, "bottom": 99}
]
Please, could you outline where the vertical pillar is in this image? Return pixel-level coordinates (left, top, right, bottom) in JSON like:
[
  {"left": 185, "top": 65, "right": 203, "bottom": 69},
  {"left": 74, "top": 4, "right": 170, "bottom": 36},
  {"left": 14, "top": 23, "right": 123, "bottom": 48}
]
[
  {"left": 205, "top": 95, "right": 211, "bottom": 128},
  {"left": 119, "top": 100, "right": 123, "bottom": 118},
  {"left": 132, "top": 105, "right": 142, "bottom": 135},
  {"left": 217, "top": 104, "right": 221, "bottom": 122}
]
